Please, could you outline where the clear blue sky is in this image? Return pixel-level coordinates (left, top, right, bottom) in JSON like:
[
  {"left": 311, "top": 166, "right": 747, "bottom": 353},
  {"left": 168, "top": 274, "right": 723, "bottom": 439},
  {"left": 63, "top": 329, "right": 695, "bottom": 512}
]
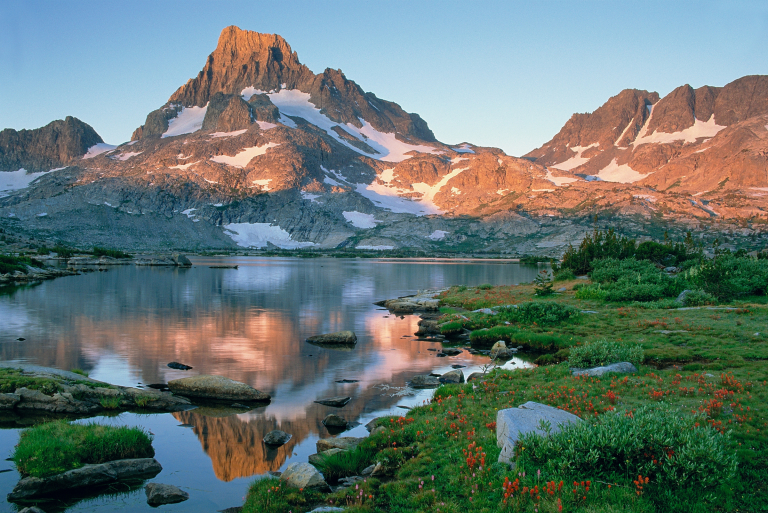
[{"left": 2, "top": 1, "right": 766, "bottom": 156}]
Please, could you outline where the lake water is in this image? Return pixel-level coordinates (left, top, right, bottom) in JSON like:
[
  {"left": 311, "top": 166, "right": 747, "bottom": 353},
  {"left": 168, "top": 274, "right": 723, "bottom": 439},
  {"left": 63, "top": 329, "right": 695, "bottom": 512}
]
[{"left": 0, "top": 257, "right": 543, "bottom": 512}]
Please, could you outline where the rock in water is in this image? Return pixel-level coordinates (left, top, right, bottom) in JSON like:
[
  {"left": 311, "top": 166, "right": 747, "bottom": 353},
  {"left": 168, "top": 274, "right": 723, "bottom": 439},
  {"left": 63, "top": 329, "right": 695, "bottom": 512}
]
[
  {"left": 167, "top": 375, "right": 270, "bottom": 401},
  {"left": 306, "top": 331, "right": 357, "bottom": 345},
  {"left": 314, "top": 396, "right": 351, "bottom": 407},
  {"left": 410, "top": 375, "right": 440, "bottom": 388},
  {"left": 322, "top": 414, "right": 348, "bottom": 428},
  {"left": 571, "top": 362, "right": 638, "bottom": 377},
  {"left": 145, "top": 483, "right": 189, "bottom": 506},
  {"left": 263, "top": 430, "right": 292, "bottom": 446},
  {"left": 280, "top": 462, "right": 330, "bottom": 492},
  {"left": 440, "top": 348, "right": 462, "bottom": 356},
  {"left": 439, "top": 369, "right": 465, "bottom": 384},
  {"left": 167, "top": 362, "right": 192, "bottom": 370},
  {"left": 496, "top": 402, "right": 582, "bottom": 463}
]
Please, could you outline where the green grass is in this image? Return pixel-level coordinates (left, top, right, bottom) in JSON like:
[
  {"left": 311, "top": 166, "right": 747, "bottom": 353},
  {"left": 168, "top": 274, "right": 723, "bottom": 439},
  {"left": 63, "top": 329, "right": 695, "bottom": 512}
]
[
  {"left": 0, "top": 254, "right": 44, "bottom": 274},
  {"left": 12, "top": 420, "right": 154, "bottom": 478},
  {"left": 313, "top": 446, "right": 377, "bottom": 482}
]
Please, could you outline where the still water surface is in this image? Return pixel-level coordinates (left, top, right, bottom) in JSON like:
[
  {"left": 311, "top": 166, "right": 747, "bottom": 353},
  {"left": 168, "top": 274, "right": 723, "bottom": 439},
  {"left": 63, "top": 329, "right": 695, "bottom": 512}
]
[{"left": 0, "top": 257, "right": 542, "bottom": 512}]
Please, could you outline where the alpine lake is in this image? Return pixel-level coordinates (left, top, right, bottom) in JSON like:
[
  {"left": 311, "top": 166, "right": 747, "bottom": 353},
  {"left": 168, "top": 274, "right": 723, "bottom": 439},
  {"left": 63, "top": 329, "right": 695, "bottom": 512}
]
[{"left": 0, "top": 257, "right": 544, "bottom": 512}]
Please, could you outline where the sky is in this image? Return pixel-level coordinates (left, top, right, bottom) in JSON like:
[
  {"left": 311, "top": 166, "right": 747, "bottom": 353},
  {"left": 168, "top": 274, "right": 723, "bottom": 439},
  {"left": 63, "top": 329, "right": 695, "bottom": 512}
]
[{"left": 1, "top": 1, "right": 767, "bottom": 157}]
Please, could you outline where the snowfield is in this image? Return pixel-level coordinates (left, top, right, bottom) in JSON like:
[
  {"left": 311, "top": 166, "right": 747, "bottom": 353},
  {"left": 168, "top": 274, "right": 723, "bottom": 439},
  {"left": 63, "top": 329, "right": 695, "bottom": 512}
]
[
  {"left": 162, "top": 104, "right": 209, "bottom": 138},
  {"left": 595, "top": 158, "right": 649, "bottom": 183},
  {"left": 343, "top": 211, "right": 378, "bottom": 229},
  {"left": 634, "top": 114, "right": 725, "bottom": 146},
  {"left": 0, "top": 168, "right": 56, "bottom": 197},
  {"left": 356, "top": 245, "right": 394, "bottom": 250},
  {"left": 82, "top": 143, "right": 117, "bottom": 159},
  {"left": 223, "top": 222, "right": 316, "bottom": 249},
  {"left": 210, "top": 143, "right": 280, "bottom": 168},
  {"left": 210, "top": 129, "right": 248, "bottom": 138},
  {"left": 551, "top": 143, "right": 599, "bottom": 171}
]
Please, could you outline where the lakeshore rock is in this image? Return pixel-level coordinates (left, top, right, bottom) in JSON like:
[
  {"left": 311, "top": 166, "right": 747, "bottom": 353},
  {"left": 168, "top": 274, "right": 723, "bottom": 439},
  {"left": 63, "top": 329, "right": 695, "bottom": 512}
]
[
  {"left": 145, "top": 483, "right": 189, "bottom": 506},
  {"left": 306, "top": 331, "right": 357, "bottom": 345},
  {"left": 8, "top": 458, "right": 162, "bottom": 500},
  {"left": 439, "top": 369, "right": 465, "bottom": 384},
  {"left": 322, "top": 414, "right": 348, "bottom": 428},
  {"left": 263, "top": 430, "right": 292, "bottom": 446},
  {"left": 314, "top": 396, "right": 351, "bottom": 407},
  {"left": 496, "top": 402, "right": 582, "bottom": 463},
  {"left": 167, "top": 375, "right": 270, "bottom": 402},
  {"left": 316, "top": 437, "right": 362, "bottom": 452},
  {"left": 280, "top": 462, "right": 330, "bottom": 492},
  {"left": 571, "top": 362, "right": 638, "bottom": 377},
  {"left": 490, "top": 340, "right": 517, "bottom": 360},
  {"left": 410, "top": 375, "right": 440, "bottom": 388},
  {"left": 308, "top": 448, "right": 344, "bottom": 466}
]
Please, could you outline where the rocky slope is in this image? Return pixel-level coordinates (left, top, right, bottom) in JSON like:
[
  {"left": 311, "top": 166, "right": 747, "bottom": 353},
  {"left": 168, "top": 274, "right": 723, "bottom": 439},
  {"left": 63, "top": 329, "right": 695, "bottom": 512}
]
[{"left": 1, "top": 26, "right": 767, "bottom": 255}]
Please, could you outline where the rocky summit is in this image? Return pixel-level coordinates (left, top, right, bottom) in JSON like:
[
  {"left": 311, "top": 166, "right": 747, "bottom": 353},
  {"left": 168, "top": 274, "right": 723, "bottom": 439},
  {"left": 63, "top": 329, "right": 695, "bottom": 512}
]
[{"left": 1, "top": 26, "right": 767, "bottom": 255}]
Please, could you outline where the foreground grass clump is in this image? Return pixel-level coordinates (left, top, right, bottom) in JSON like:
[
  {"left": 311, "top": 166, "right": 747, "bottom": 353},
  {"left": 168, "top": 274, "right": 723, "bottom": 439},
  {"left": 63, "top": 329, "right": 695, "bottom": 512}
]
[
  {"left": 314, "top": 446, "right": 377, "bottom": 482},
  {"left": 13, "top": 420, "right": 154, "bottom": 478},
  {"left": 568, "top": 339, "right": 644, "bottom": 368}
]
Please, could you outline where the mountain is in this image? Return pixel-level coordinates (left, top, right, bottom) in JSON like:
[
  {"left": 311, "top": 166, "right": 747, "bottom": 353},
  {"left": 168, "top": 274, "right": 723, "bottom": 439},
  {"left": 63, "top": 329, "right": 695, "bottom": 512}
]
[{"left": 1, "top": 26, "right": 767, "bottom": 255}]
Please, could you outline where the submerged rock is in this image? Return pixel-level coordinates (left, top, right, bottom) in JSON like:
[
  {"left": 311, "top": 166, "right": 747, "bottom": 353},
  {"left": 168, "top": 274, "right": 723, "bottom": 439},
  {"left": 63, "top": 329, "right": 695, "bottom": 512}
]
[
  {"left": 167, "top": 361, "right": 192, "bottom": 370},
  {"left": 167, "top": 375, "right": 270, "bottom": 402},
  {"left": 496, "top": 402, "right": 582, "bottom": 463},
  {"left": 280, "top": 462, "right": 330, "bottom": 492},
  {"left": 145, "top": 482, "right": 189, "bottom": 506},
  {"left": 306, "top": 331, "right": 357, "bottom": 345},
  {"left": 8, "top": 458, "right": 162, "bottom": 501},
  {"left": 314, "top": 396, "right": 351, "bottom": 407},
  {"left": 440, "top": 348, "right": 462, "bottom": 356},
  {"left": 263, "top": 430, "right": 292, "bottom": 446}
]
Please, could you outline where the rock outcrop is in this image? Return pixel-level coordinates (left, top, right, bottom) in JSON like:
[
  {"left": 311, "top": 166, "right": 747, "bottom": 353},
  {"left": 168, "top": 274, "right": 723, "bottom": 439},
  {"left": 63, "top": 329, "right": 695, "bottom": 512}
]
[
  {"left": 167, "top": 375, "right": 271, "bottom": 402},
  {"left": 496, "top": 402, "right": 582, "bottom": 463}
]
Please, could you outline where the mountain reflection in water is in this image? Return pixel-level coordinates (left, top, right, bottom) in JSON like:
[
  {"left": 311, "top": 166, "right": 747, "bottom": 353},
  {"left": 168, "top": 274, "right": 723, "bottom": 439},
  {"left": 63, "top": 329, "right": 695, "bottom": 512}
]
[{"left": 0, "top": 257, "right": 542, "bottom": 484}]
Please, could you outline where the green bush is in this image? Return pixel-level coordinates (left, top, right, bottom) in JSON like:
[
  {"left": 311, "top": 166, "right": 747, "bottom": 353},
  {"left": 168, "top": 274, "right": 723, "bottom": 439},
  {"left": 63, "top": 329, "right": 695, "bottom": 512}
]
[
  {"left": 533, "top": 271, "right": 554, "bottom": 296},
  {"left": 587, "top": 258, "right": 685, "bottom": 302},
  {"left": 568, "top": 339, "right": 644, "bottom": 368},
  {"left": 477, "top": 283, "right": 493, "bottom": 290},
  {"left": 517, "top": 404, "right": 737, "bottom": 490},
  {"left": 574, "top": 284, "right": 607, "bottom": 300},
  {"left": 681, "top": 289, "right": 716, "bottom": 306},
  {"left": 12, "top": 420, "right": 154, "bottom": 478},
  {"left": 496, "top": 301, "right": 580, "bottom": 325},
  {"left": 52, "top": 245, "right": 76, "bottom": 259},
  {"left": 688, "top": 253, "right": 768, "bottom": 301},
  {"left": 553, "top": 268, "right": 576, "bottom": 282},
  {"left": 470, "top": 328, "right": 570, "bottom": 352},
  {"left": 0, "top": 254, "right": 44, "bottom": 274}
]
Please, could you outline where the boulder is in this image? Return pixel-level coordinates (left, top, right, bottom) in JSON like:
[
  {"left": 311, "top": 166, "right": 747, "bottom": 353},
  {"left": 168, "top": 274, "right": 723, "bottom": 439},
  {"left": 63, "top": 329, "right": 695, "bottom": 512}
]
[
  {"left": 167, "top": 375, "right": 270, "bottom": 402},
  {"left": 322, "top": 414, "right": 348, "bottom": 428},
  {"left": 306, "top": 331, "right": 357, "bottom": 345},
  {"left": 496, "top": 402, "right": 582, "bottom": 463},
  {"left": 263, "top": 430, "right": 292, "bottom": 446},
  {"left": 571, "top": 362, "right": 638, "bottom": 377},
  {"left": 467, "top": 372, "right": 488, "bottom": 382},
  {"left": 314, "top": 396, "right": 351, "bottom": 407},
  {"left": 173, "top": 254, "right": 192, "bottom": 267},
  {"left": 280, "top": 462, "right": 330, "bottom": 492},
  {"left": 364, "top": 418, "right": 380, "bottom": 431},
  {"left": 308, "top": 448, "right": 344, "bottom": 466},
  {"left": 438, "top": 370, "right": 465, "bottom": 384},
  {"left": 145, "top": 483, "right": 189, "bottom": 506},
  {"left": 490, "top": 340, "right": 516, "bottom": 360},
  {"left": 409, "top": 375, "right": 440, "bottom": 388},
  {"left": 316, "top": 437, "right": 362, "bottom": 453},
  {"left": 676, "top": 289, "right": 694, "bottom": 306},
  {"left": 8, "top": 458, "right": 162, "bottom": 500},
  {"left": 0, "top": 393, "right": 20, "bottom": 410}
]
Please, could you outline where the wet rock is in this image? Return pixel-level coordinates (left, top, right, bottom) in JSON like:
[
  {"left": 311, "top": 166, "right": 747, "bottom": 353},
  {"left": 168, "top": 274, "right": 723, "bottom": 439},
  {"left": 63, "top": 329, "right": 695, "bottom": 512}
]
[
  {"left": 496, "top": 402, "right": 582, "bottom": 463},
  {"left": 16, "top": 338, "right": 25, "bottom": 342},
  {"left": 280, "top": 462, "right": 330, "bottom": 492},
  {"left": 308, "top": 448, "right": 344, "bottom": 466},
  {"left": 167, "top": 375, "right": 270, "bottom": 402},
  {"left": 337, "top": 476, "right": 364, "bottom": 488},
  {"left": 263, "top": 430, "right": 292, "bottom": 446},
  {"left": 8, "top": 458, "right": 162, "bottom": 500},
  {"left": 571, "top": 362, "right": 638, "bottom": 377},
  {"left": 322, "top": 414, "right": 348, "bottom": 428},
  {"left": 361, "top": 464, "right": 375, "bottom": 476},
  {"left": 440, "top": 348, "right": 462, "bottom": 356},
  {"left": 439, "top": 369, "right": 465, "bottom": 384},
  {"left": 436, "top": 353, "right": 447, "bottom": 357},
  {"left": 146, "top": 383, "right": 169, "bottom": 391},
  {"left": 316, "top": 437, "right": 362, "bottom": 452},
  {"left": 490, "top": 340, "right": 516, "bottom": 360},
  {"left": 336, "top": 379, "right": 359, "bottom": 383},
  {"left": 0, "top": 393, "right": 20, "bottom": 410},
  {"left": 451, "top": 364, "right": 466, "bottom": 369},
  {"left": 167, "top": 361, "right": 192, "bottom": 370},
  {"left": 145, "top": 482, "right": 189, "bottom": 506},
  {"left": 306, "top": 331, "right": 357, "bottom": 345},
  {"left": 314, "top": 396, "right": 351, "bottom": 407},
  {"left": 410, "top": 375, "right": 440, "bottom": 388}
]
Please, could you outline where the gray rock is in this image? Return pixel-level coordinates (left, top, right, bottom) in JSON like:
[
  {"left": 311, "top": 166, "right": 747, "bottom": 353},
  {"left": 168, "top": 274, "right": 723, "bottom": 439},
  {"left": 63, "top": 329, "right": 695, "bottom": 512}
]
[
  {"left": 0, "top": 393, "right": 20, "bottom": 410},
  {"left": 263, "top": 430, "right": 292, "bottom": 446},
  {"left": 8, "top": 458, "right": 162, "bottom": 500},
  {"left": 676, "top": 289, "right": 693, "bottom": 306},
  {"left": 173, "top": 254, "right": 192, "bottom": 267},
  {"left": 322, "top": 414, "right": 348, "bottom": 428},
  {"left": 438, "top": 369, "right": 465, "bottom": 384},
  {"left": 308, "top": 448, "right": 344, "bottom": 466},
  {"left": 496, "top": 402, "right": 582, "bottom": 463},
  {"left": 167, "top": 361, "right": 192, "bottom": 370},
  {"left": 467, "top": 372, "right": 488, "bottom": 382},
  {"left": 337, "top": 476, "right": 364, "bottom": 488},
  {"left": 316, "top": 437, "right": 362, "bottom": 452},
  {"left": 365, "top": 418, "right": 380, "bottom": 431},
  {"left": 361, "top": 464, "right": 375, "bottom": 476},
  {"left": 664, "top": 266, "right": 680, "bottom": 273},
  {"left": 167, "top": 375, "right": 270, "bottom": 402},
  {"left": 440, "top": 348, "right": 462, "bottom": 356},
  {"left": 571, "top": 362, "right": 638, "bottom": 377},
  {"left": 490, "top": 340, "right": 515, "bottom": 360},
  {"left": 410, "top": 375, "right": 440, "bottom": 388},
  {"left": 472, "top": 308, "right": 495, "bottom": 315},
  {"left": 280, "top": 462, "right": 330, "bottom": 492},
  {"left": 557, "top": 287, "right": 567, "bottom": 292},
  {"left": 145, "top": 482, "right": 189, "bottom": 506},
  {"left": 314, "top": 396, "right": 351, "bottom": 407},
  {"left": 306, "top": 330, "right": 357, "bottom": 345},
  {"left": 308, "top": 507, "right": 346, "bottom": 512}
]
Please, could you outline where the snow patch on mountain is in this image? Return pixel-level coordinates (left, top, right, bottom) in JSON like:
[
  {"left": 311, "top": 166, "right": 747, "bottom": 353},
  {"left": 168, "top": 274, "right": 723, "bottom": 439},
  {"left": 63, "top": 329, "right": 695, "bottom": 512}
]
[
  {"left": 551, "top": 143, "right": 598, "bottom": 171},
  {"left": 343, "top": 211, "right": 378, "bottom": 229},
  {"left": 0, "top": 168, "right": 54, "bottom": 197},
  {"left": 596, "top": 158, "right": 649, "bottom": 183},
  {"left": 223, "top": 222, "right": 316, "bottom": 249},
  {"left": 411, "top": 167, "right": 468, "bottom": 209},
  {"left": 355, "top": 182, "right": 436, "bottom": 216},
  {"left": 634, "top": 115, "right": 726, "bottom": 146},
  {"left": 210, "top": 129, "right": 248, "bottom": 138},
  {"left": 169, "top": 160, "right": 200, "bottom": 170},
  {"left": 82, "top": 143, "right": 117, "bottom": 159},
  {"left": 428, "top": 230, "right": 448, "bottom": 240},
  {"left": 301, "top": 191, "right": 321, "bottom": 202},
  {"left": 256, "top": 121, "right": 278, "bottom": 131},
  {"left": 162, "top": 104, "right": 209, "bottom": 138},
  {"left": 252, "top": 179, "right": 272, "bottom": 191},
  {"left": 111, "top": 151, "right": 142, "bottom": 161},
  {"left": 545, "top": 170, "right": 579, "bottom": 186},
  {"left": 451, "top": 144, "right": 475, "bottom": 154},
  {"left": 210, "top": 143, "right": 280, "bottom": 168}
]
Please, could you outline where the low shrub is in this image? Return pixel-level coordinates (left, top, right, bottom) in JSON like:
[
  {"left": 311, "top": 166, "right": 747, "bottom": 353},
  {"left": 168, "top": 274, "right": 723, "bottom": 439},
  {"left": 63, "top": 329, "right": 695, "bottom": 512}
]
[
  {"left": 585, "top": 258, "right": 685, "bottom": 302},
  {"left": 497, "top": 301, "right": 580, "bottom": 325},
  {"left": 13, "top": 420, "right": 154, "bottom": 478},
  {"left": 516, "top": 404, "right": 737, "bottom": 491},
  {"left": 512, "top": 331, "right": 571, "bottom": 352},
  {"left": 477, "top": 283, "right": 493, "bottom": 290},
  {"left": 568, "top": 339, "right": 644, "bottom": 368},
  {"left": 688, "top": 253, "right": 768, "bottom": 300},
  {"left": 533, "top": 271, "right": 554, "bottom": 296},
  {"left": 574, "top": 284, "right": 607, "bottom": 300},
  {"left": 681, "top": 289, "right": 716, "bottom": 306}
]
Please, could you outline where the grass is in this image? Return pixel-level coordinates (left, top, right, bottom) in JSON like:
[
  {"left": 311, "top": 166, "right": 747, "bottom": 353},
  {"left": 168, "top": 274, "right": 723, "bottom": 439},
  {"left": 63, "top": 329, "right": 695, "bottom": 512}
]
[
  {"left": 0, "top": 254, "right": 44, "bottom": 274},
  {"left": 0, "top": 368, "right": 114, "bottom": 396},
  {"left": 12, "top": 420, "right": 154, "bottom": 478},
  {"left": 314, "top": 447, "right": 377, "bottom": 482},
  {"left": 242, "top": 273, "right": 768, "bottom": 513}
]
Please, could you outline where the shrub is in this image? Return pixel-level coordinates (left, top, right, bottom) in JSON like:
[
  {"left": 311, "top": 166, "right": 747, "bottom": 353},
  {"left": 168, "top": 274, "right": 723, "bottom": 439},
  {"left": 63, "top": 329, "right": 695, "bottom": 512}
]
[
  {"left": 52, "top": 245, "right": 75, "bottom": 259},
  {"left": 533, "top": 271, "right": 554, "bottom": 296},
  {"left": 681, "top": 289, "right": 716, "bottom": 306},
  {"left": 587, "top": 258, "right": 684, "bottom": 302},
  {"left": 553, "top": 268, "right": 576, "bottom": 282},
  {"left": 477, "top": 283, "right": 493, "bottom": 290},
  {"left": 12, "top": 420, "right": 154, "bottom": 478},
  {"left": 568, "top": 339, "right": 644, "bottom": 368},
  {"left": 574, "top": 284, "right": 607, "bottom": 300},
  {"left": 497, "top": 302, "right": 580, "bottom": 325},
  {"left": 511, "top": 331, "right": 570, "bottom": 352},
  {"left": 688, "top": 253, "right": 768, "bottom": 300},
  {"left": 517, "top": 404, "right": 737, "bottom": 490}
]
